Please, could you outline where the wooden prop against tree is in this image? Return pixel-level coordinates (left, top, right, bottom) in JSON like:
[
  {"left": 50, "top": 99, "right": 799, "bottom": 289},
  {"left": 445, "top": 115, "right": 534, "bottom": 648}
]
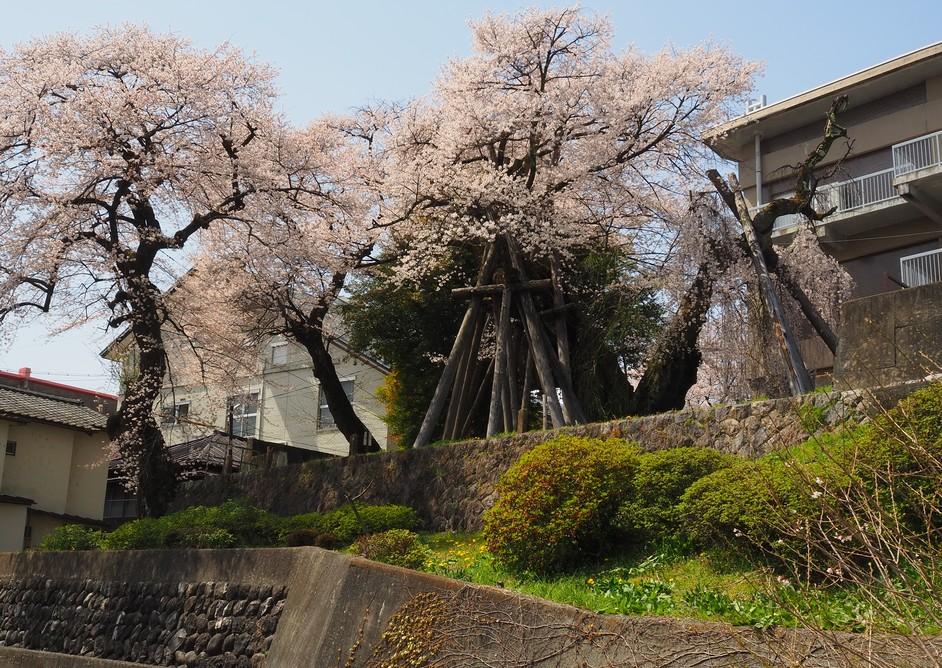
[
  {"left": 413, "top": 235, "right": 586, "bottom": 447},
  {"left": 705, "top": 95, "right": 851, "bottom": 395}
]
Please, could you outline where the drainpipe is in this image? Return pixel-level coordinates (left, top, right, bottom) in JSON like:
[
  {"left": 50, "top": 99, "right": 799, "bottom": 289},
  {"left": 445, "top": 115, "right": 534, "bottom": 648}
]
[{"left": 754, "top": 133, "right": 763, "bottom": 207}]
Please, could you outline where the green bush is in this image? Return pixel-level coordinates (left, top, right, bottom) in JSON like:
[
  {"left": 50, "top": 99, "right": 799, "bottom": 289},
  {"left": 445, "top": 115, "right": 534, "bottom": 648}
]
[
  {"left": 38, "top": 524, "right": 103, "bottom": 551},
  {"left": 354, "top": 529, "right": 431, "bottom": 569},
  {"left": 163, "top": 500, "right": 282, "bottom": 547},
  {"left": 483, "top": 435, "right": 639, "bottom": 573},
  {"left": 614, "top": 447, "right": 736, "bottom": 541},
  {"left": 101, "top": 517, "right": 167, "bottom": 550},
  {"left": 285, "top": 529, "right": 318, "bottom": 546},
  {"left": 163, "top": 527, "right": 238, "bottom": 549},
  {"left": 95, "top": 501, "right": 421, "bottom": 551},
  {"left": 678, "top": 432, "right": 855, "bottom": 568},
  {"left": 850, "top": 382, "right": 942, "bottom": 530},
  {"left": 319, "top": 504, "right": 421, "bottom": 544},
  {"left": 278, "top": 512, "right": 326, "bottom": 538}
]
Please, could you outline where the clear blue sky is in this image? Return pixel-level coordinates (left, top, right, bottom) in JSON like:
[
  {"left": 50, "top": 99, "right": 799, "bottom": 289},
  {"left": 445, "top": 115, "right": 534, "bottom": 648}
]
[{"left": 1, "top": 0, "right": 939, "bottom": 391}]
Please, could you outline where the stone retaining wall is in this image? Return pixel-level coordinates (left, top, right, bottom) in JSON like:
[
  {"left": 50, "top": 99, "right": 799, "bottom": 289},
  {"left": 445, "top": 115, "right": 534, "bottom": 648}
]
[
  {"left": 0, "top": 575, "right": 285, "bottom": 666},
  {"left": 0, "top": 547, "right": 933, "bottom": 667},
  {"left": 171, "top": 386, "right": 909, "bottom": 531}
]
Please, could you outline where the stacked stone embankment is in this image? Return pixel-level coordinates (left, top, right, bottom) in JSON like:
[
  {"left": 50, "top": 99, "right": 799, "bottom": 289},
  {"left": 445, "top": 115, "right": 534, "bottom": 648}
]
[
  {"left": 0, "top": 576, "right": 285, "bottom": 666},
  {"left": 172, "top": 387, "right": 907, "bottom": 531}
]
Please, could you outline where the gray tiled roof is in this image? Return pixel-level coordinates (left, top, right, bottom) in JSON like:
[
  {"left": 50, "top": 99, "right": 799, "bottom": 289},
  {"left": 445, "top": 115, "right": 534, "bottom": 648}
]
[{"left": 0, "top": 387, "right": 108, "bottom": 432}]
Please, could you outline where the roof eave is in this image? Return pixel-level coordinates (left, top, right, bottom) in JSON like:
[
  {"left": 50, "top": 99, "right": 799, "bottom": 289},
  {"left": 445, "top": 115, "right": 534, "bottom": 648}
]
[{"left": 704, "top": 39, "right": 942, "bottom": 159}]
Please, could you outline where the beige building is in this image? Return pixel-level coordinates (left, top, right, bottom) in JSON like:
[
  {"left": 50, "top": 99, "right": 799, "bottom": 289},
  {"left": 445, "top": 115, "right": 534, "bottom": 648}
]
[
  {"left": 0, "top": 384, "right": 111, "bottom": 550},
  {"left": 706, "top": 41, "right": 942, "bottom": 372},
  {"left": 102, "top": 332, "right": 391, "bottom": 458}
]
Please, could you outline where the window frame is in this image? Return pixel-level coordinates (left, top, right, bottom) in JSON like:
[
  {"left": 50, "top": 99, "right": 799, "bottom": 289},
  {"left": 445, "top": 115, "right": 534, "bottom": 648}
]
[
  {"left": 317, "top": 378, "right": 354, "bottom": 430},
  {"left": 271, "top": 342, "right": 289, "bottom": 366},
  {"left": 227, "top": 390, "right": 260, "bottom": 438},
  {"left": 161, "top": 400, "right": 190, "bottom": 426},
  {"left": 5, "top": 440, "right": 15, "bottom": 456}
]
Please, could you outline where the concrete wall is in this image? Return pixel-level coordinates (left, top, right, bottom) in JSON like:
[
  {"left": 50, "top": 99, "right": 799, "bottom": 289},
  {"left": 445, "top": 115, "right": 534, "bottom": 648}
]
[
  {"left": 171, "top": 388, "right": 901, "bottom": 532},
  {"left": 159, "top": 338, "right": 389, "bottom": 456},
  {"left": 0, "top": 548, "right": 932, "bottom": 668},
  {"left": 0, "top": 507, "right": 26, "bottom": 553},
  {"left": 836, "top": 282, "right": 942, "bottom": 388},
  {"left": 2, "top": 423, "right": 74, "bottom": 513}
]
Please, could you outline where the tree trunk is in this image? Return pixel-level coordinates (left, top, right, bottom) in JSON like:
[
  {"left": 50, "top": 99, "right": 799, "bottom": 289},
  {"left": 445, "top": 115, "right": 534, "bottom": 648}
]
[
  {"left": 733, "top": 185, "right": 814, "bottom": 395},
  {"left": 110, "top": 275, "right": 177, "bottom": 517},
  {"left": 631, "top": 261, "right": 715, "bottom": 415},
  {"left": 443, "top": 310, "right": 485, "bottom": 439},
  {"left": 503, "top": 234, "right": 584, "bottom": 425},
  {"left": 767, "top": 252, "right": 839, "bottom": 354},
  {"left": 299, "top": 330, "right": 376, "bottom": 455},
  {"left": 415, "top": 243, "right": 499, "bottom": 447},
  {"left": 487, "top": 287, "right": 512, "bottom": 436},
  {"left": 516, "top": 350, "right": 534, "bottom": 432}
]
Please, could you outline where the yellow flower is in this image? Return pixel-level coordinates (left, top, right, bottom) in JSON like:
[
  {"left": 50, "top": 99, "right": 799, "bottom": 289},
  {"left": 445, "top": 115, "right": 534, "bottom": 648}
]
[{"left": 587, "top": 578, "right": 595, "bottom": 585}]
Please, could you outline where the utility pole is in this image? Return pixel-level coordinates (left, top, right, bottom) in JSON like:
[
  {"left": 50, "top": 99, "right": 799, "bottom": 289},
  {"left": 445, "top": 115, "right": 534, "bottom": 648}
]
[{"left": 224, "top": 403, "right": 234, "bottom": 479}]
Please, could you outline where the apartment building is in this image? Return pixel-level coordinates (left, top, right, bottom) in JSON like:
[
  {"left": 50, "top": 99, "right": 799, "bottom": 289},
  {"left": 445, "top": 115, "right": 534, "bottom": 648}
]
[
  {"left": 101, "top": 332, "right": 391, "bottom": 458},
  {"left": 706, "top": 42, "right": 942, "bottom": 297}
]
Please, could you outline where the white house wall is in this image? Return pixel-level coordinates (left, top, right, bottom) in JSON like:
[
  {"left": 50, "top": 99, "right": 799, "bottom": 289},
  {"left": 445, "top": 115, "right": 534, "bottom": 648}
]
[{"left": 159, "top": 339, "right": 390, "bottom": 456}]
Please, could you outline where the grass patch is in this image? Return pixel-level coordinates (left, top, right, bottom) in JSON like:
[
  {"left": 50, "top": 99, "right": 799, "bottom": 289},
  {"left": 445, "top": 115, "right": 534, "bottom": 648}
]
[{"left": 420, "top": 531, "right": 907, "bottom": 632}]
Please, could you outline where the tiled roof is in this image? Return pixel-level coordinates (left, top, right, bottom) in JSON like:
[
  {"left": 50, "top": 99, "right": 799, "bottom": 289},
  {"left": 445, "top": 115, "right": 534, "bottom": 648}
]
[
  {"left": 168, "top": 432, "right": 248, "bottom": 470},
  {"left": 0, "top": 387, "right": 108, "bottom": 432}
]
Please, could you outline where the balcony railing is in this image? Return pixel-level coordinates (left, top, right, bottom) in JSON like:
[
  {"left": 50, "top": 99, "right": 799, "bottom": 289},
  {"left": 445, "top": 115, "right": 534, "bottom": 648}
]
[
  {"left": 770, "top": 169, "right": 897, "bottom": 231},
  {"left": 764, "top": 129, "right": 942, "bottom": 232},
  {"left": 893, "top": 131, "right": 942, "bottom": 177},
  {"left": 900, "top": 248, "right": 942, "bottom": 288}
]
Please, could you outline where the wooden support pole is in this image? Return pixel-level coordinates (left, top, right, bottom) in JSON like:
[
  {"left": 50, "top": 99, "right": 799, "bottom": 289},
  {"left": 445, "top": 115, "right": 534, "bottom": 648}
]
[
  {"left": 451, "top": 279, "right": 551, "bottom": 298},
  {"left": 731, "top": 177, "right": 814, "bottom": 395},
  {"left": 460, "top": 358, "right": 494, "bottom": 437},
  {"left": 487, "top": 286, "right": 512, "bottom": 437},
  {"left": 506, "top": 326, "right": 520, "bottom": 425},
  {"left": 516, "top": 350, "right": 534, "bottom": 433},
  {"left": 550, "top": 255, "right": 573, "bottom": 386},
  {"left": 415, "top": 244, "right": 499, "bottom": 447},
  {"left": 444, "top": 310, "right": 486, "bottom": 440},
  {"left": 502, "top": 234, "right": 565, "bottom": 427}
]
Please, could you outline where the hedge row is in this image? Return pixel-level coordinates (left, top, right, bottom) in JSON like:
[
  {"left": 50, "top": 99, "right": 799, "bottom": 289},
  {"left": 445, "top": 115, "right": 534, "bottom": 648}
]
[{"left": 40, "top": 500, "right": 420, "bottom": 552}]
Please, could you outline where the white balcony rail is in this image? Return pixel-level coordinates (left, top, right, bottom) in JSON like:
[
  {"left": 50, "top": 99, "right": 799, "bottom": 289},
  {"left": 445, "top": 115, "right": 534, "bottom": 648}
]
[
  {"left": 900, "top": 248, "right": 942, "bottom": 288},
  {"left": 893, "top": 131, "right": 942, "bottom": 177},
  {"left": 769, "top": 169, "right": 897, "bottom": 231}
]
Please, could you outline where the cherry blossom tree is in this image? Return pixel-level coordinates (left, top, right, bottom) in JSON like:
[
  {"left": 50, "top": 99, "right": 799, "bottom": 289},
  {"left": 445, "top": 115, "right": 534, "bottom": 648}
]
[
  {"left": 173, "top": 114, "right": 387, "bottom": 455},
  {"left": 375, "top": 7, "right": 758, "bottom": 445},
  {"left": 0, "top": 26, "right": 283, "bottom": 514}
]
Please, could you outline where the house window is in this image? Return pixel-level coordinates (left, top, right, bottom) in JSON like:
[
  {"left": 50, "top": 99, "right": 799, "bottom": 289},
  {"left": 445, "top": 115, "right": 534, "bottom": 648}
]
[
  {"left": 228, "top": 392, "right": 259, "bottom": 438},
  {"left": 161, "top": 402, "right": 190, "bottom": 425},
  {"left": 5, "top": 441, "right": 15, "bottom": 456},
  {"left": 271, "top": 342, "right": 288, "bottom": 366},
  {"left": 318, "top": 380, "right": 354, "bottom": 429},
  {"left": 23, "top": 524, "right": 31, "bottom": 549}
]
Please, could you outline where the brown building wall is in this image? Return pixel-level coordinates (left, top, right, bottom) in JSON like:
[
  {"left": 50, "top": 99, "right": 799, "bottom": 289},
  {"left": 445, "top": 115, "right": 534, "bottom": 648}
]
[{"left": 738, "top": 74, "right": 942, "bottom": 205}]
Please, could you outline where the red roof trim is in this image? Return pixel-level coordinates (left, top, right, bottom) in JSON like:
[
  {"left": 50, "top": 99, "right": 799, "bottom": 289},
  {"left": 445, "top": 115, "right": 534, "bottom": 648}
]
[{"left": 0, "top": 370, "right": 118, "bottom": 401}]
